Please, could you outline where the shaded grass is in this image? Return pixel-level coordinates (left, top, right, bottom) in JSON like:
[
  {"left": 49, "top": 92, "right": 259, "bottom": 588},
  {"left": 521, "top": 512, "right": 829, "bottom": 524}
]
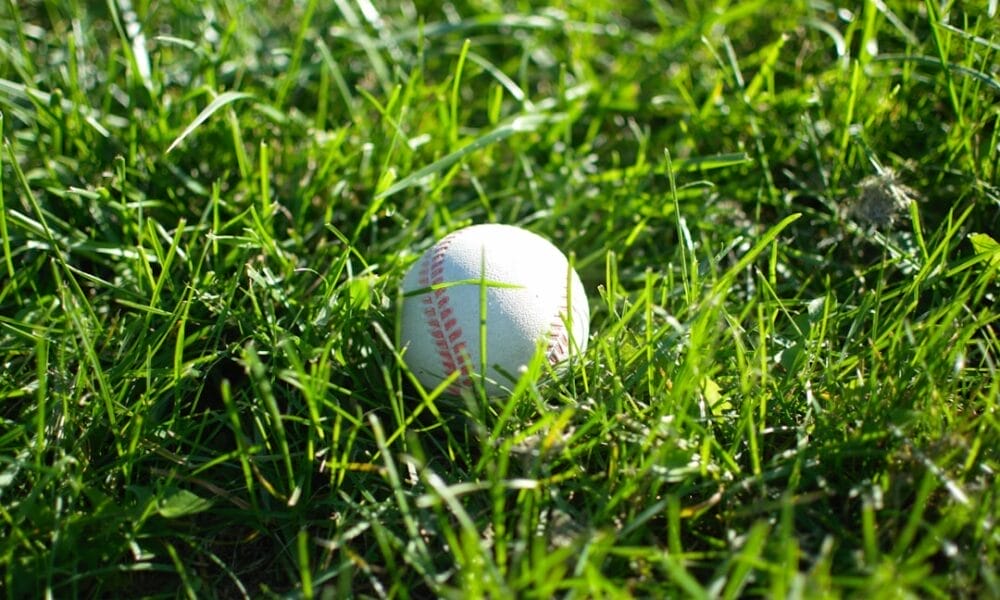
[{"left": 1, "top": 0, "right": 998, "bottom": 597}]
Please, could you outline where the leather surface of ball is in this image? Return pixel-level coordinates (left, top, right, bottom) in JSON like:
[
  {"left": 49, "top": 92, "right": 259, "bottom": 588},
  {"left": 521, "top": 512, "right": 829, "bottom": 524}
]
[{"left": 400, "top": 224, "right": 589, "bottom": 396}]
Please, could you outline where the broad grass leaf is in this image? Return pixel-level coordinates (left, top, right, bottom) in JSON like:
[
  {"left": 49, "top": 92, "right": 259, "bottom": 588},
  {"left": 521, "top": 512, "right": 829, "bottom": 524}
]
[
  {"left": 968, "top": 232, "right": 1000, "bottom": 281},
  {"left": 969, "top": 232, "right": 1000, "bottom": 268},
  {"left": 157, "top": 487, "right": 214, "bottom": 518}
]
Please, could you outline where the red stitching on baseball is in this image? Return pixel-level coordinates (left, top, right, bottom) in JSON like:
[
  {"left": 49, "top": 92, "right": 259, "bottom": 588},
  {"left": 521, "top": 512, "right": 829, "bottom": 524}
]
[
  {"left": 418, "top": 235, "right": 473, "bottom": 392},
  {"left": 546, "top": 286, "right": 572, "bottom": 363}
]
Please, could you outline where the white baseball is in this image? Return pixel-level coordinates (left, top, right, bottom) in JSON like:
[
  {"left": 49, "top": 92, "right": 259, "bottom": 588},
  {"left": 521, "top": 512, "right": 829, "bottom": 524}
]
[{"left": 400, "top": 224, "right": 589, "bottom": 396}]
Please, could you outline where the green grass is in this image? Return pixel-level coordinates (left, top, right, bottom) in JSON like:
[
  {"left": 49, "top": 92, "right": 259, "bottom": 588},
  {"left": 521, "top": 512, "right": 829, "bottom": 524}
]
[{"left": 1, "top": 0, "right": 998, "bottom": 597}]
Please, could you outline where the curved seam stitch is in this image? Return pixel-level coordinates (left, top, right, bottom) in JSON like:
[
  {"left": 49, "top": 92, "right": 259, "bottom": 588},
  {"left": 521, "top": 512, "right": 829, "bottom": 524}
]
[{"left": 418, "top": 234, "right": 473, "bottom": 392}]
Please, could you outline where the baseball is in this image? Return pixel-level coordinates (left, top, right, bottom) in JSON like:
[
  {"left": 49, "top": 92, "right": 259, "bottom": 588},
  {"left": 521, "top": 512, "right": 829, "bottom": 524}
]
[{"left": 400, "top": 224, "right": 589, "bottom": 396}]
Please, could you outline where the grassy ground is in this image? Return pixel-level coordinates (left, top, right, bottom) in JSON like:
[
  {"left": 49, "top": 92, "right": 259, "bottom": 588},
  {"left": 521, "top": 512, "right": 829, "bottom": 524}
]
[{"left": 2, "top": 0, "right": 998, "bottom": 597}]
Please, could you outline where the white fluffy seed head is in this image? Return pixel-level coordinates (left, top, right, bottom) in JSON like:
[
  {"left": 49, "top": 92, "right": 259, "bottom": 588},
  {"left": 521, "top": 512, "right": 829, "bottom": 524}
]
[{"left": 400, "top": 224, "right": 589, "bottom": 396}]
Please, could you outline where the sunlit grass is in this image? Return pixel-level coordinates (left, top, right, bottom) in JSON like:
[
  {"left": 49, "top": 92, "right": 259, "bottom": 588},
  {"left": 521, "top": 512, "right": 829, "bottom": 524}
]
[{"left": 1, "top": 1, "right": 997, "bottom": 597}]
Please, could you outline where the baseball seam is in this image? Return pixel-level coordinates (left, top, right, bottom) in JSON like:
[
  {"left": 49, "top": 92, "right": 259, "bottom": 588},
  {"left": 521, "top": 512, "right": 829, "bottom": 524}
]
[
  {"left": 418, "top": 234, "right": 474, "bottom": 393},
  {"left": 546, "top": 286, "right": 572, "bottom": 363}
]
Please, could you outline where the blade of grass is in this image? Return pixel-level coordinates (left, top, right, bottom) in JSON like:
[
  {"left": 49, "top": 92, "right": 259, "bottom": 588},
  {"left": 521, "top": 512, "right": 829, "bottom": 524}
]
[
  {"left": 375, "top": 112, "right": 566, "bottom": 200},
  {"left": 166, "top": 90, "right": 254, "bottom": 154},
  {"left": 0, "top": 114, "right": 14, "bottom": 282}
]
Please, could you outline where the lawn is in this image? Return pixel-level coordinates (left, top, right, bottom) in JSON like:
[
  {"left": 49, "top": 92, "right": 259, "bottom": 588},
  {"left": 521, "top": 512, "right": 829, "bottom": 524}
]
[{"left": 1, "top": 0, "right": 998, "bottom": 598}]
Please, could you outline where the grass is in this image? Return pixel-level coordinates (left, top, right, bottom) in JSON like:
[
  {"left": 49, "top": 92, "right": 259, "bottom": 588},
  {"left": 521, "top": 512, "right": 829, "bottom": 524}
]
[{"left": 1, "top": 0, "right": 998, "bottom": 597}]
